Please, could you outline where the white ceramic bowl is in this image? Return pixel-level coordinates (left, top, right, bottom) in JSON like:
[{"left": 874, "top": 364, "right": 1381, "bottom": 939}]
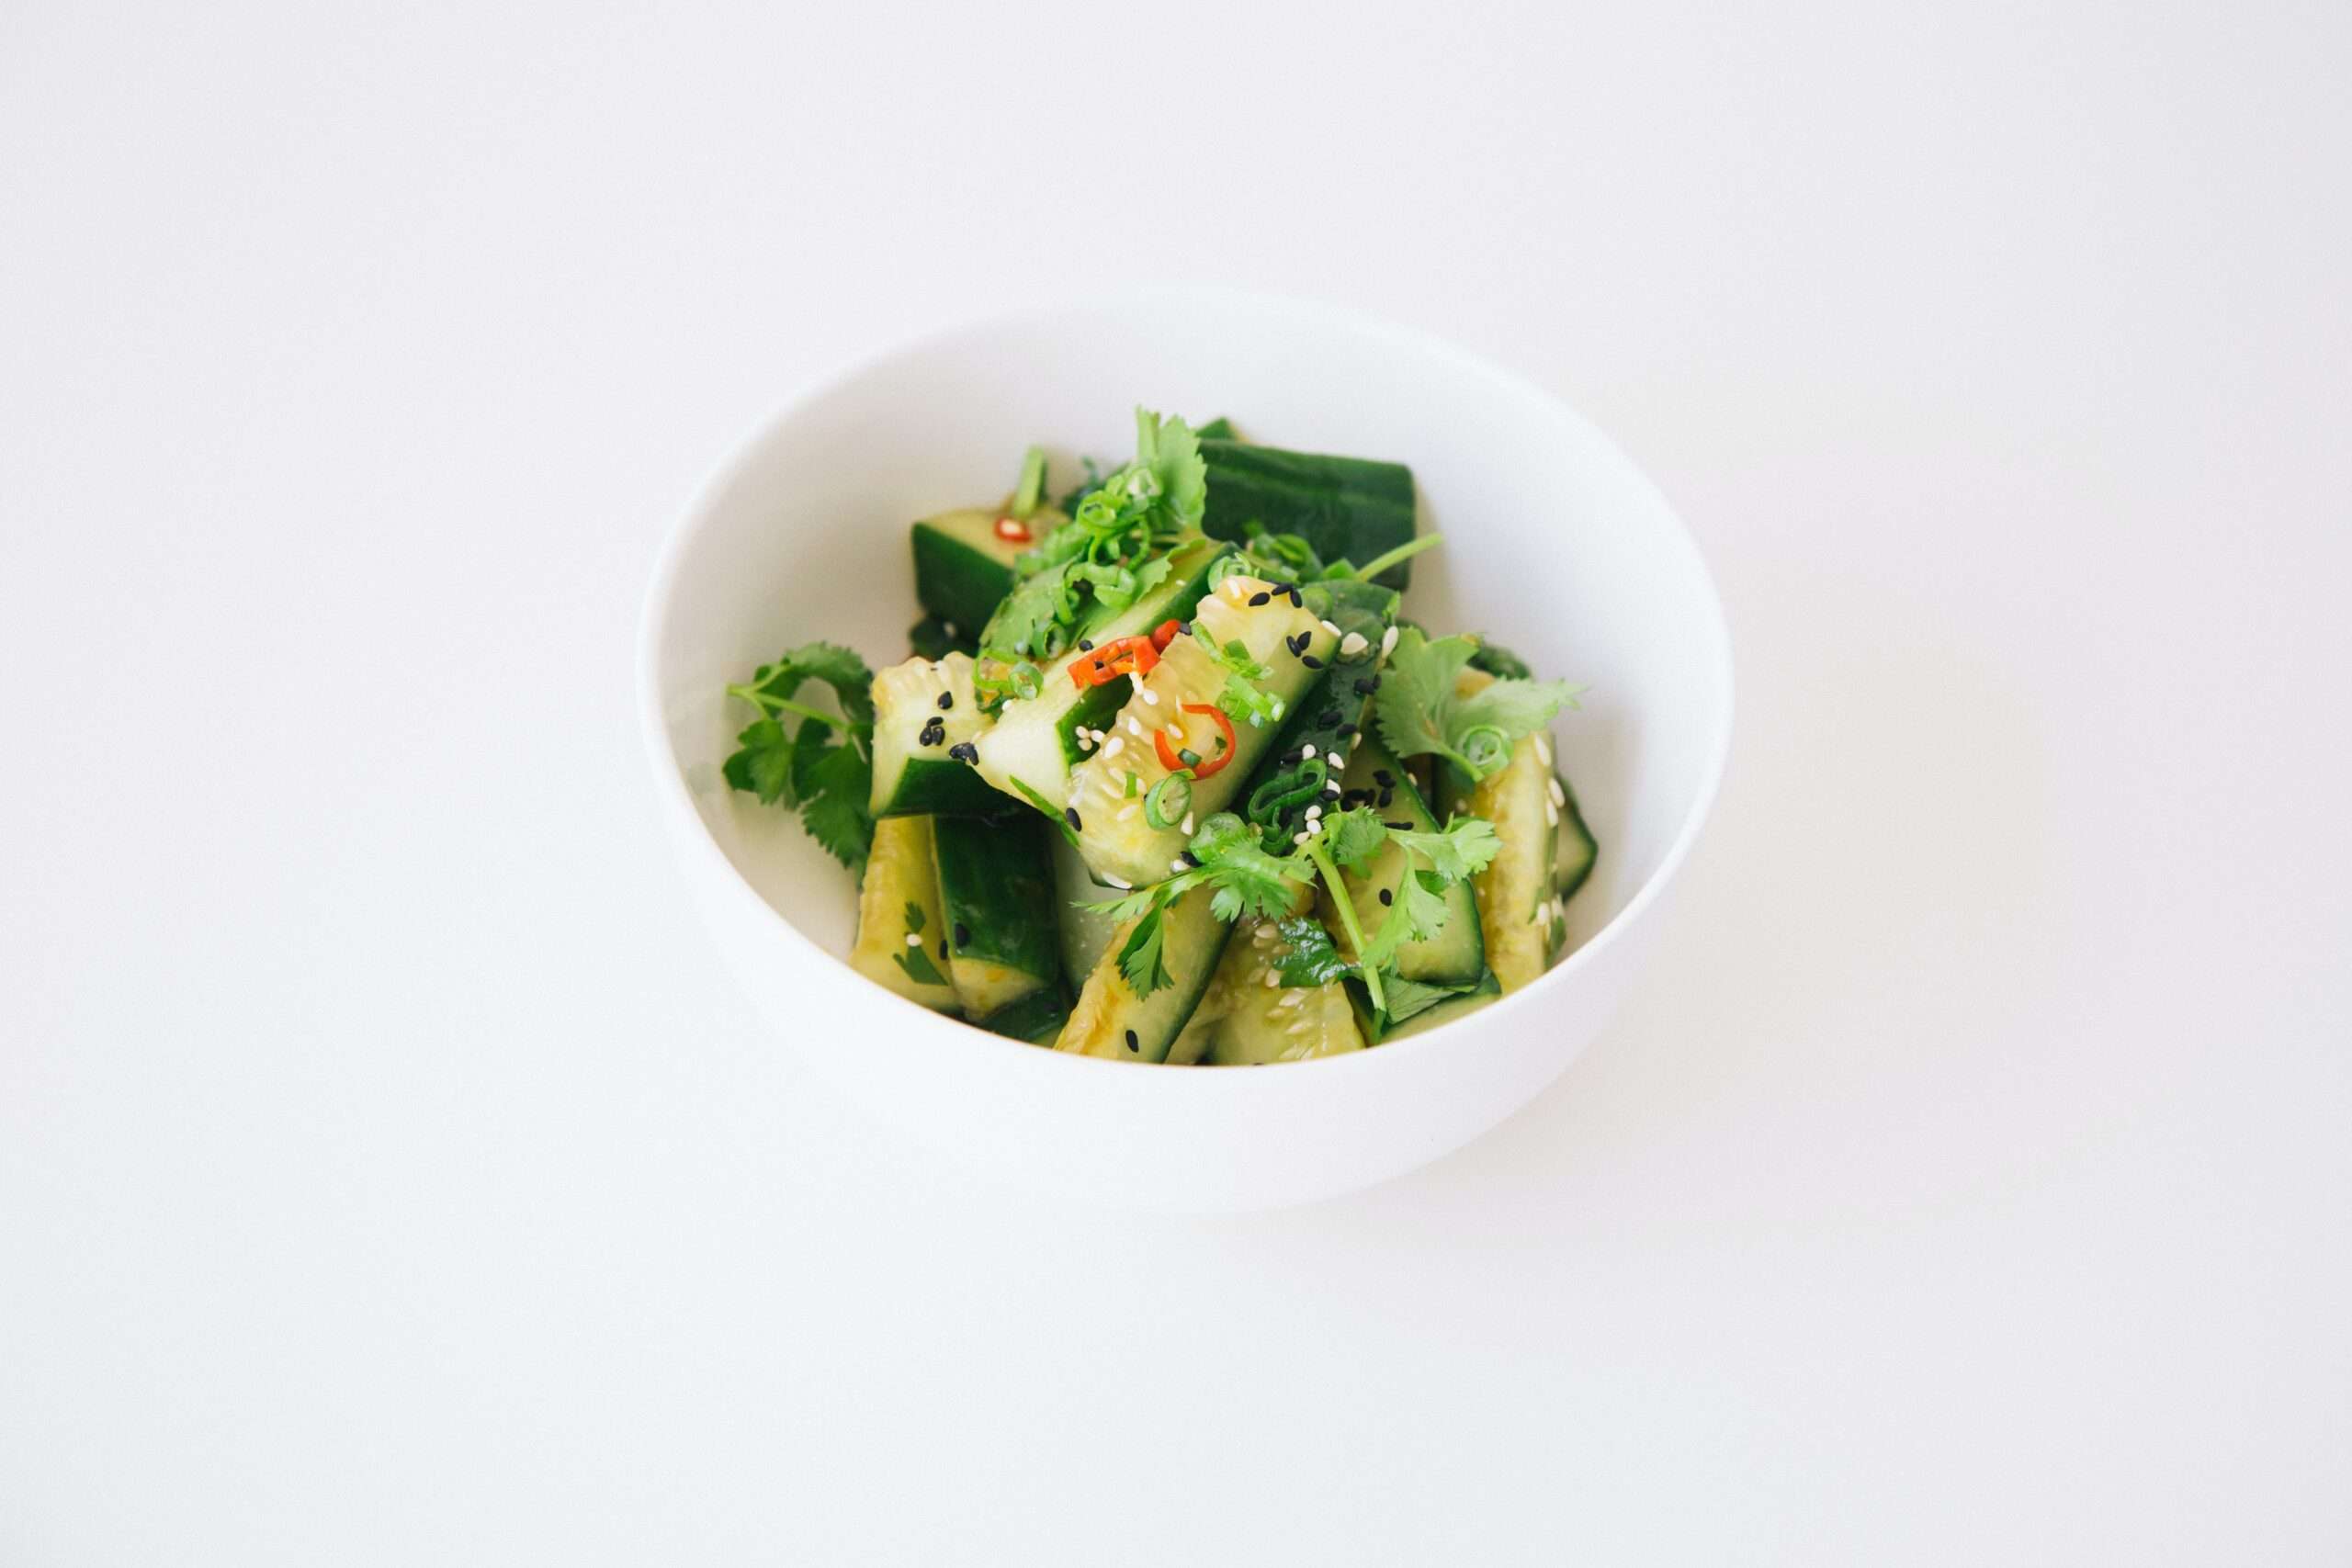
[{"left": 639, "top": 291, "right": 1733, "bottom": 1212}]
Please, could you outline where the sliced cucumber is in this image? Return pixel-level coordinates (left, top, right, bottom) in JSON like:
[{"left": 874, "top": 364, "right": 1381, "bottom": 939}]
[
  {"left": 1322, "top": 736, "right": 1485, "bottom": 987},
  {"left": 1201, "top": 440, "right": 1419, "bottom": 588},
  {"left": 1556, "top": 765, "right": 1598, "bottom": 907},
  {"left": 869, "top": 652, "right": 999, "bottom": 818},
  {"left": 1063, "top": 571, "right": 1336, "bottom": 888},
  {"left": 1191, "top": 916, "right": 1366, "bottom": 1065},
  {"left": 1438, "top": 671, "right": 1562, "bottom": 993},
  {"left": 911, "top": 503, "right": 1066, "bottom": 637},
  {"left": 847, "top": 816, "right": 960, "bottom": 1013},
  {"left": 1054, "top": 884, "right": 1233, "bottom": 1063},
  {"left": 932, "top": 812, "right": 1060, "bottom": 1016},
  {"left": 975, "top": 985, "right": 1072, "bottom": 1045},
  {"left": 1351, "top": 968, "right": 1501, "bottom": 1043},
  {"left": 969, "top": 539, "right": 1229, "bottom": 816},
  {"left": 1051, "top": 834, "right": 1121, "bottom": 981}
]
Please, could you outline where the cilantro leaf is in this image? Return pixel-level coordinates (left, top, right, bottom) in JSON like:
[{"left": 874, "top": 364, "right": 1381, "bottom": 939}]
[
  {"left": 1374, "top": 626, "right": 1582, "bottom": 784},
  {"left": 721, "top": 716, "right": 798, "bottom": 806},
  {"left": 1115, "top": 905, "right": 1171, "bottom": 997},
  {"left": 1387, "top": 816, "right": 1501, "bottom": 883},
  {"left": 1377, "top": 972, "right": 1475, "bottom": 1027},
  {"left": 1135, "top": 407, "right": 1206, "bottom": 526},
  {"left": 793, "top": 728, "right": 875, "bottom": 872},
  {"left": 1272, "top": 916, "right": 1352, "bottom": 987},
  {"left": 1317, "top": 808, "right": 1389, "bottom": 874},
  {"left": 902, "top": 901, "right": 926, "bottom": 935},
  {"left": 894, "top": 945, "right": 947, "bottom": 987}
]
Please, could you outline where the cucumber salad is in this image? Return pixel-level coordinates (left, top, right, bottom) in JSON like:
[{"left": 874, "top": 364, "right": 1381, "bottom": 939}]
[{"left": 721, "top": 412, "right": 1598, "bottom": 1063}]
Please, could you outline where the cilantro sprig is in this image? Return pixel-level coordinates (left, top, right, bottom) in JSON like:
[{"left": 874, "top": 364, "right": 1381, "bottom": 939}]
[
  {"left": 1373, "top": 626, "right": 1584, "bottom": 786},
  {"left": 1084, "top": 807, "right": 1497, "bottom": 1012},
  {"left": 721, "top": 642, "right": 877, "bottom": 872}
]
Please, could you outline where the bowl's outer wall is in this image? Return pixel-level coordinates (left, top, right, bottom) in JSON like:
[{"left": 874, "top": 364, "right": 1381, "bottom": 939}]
[{"left": 643, "top": 294, "right": 1733, "bottom": 1209}]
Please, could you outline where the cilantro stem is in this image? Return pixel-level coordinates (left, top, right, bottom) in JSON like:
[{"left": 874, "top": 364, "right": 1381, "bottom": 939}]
[
  {"left": 1352, "top": 532, "right": 1444, "bottom": 582},
  {"left": 727, "top": 685, "right": 842, "bottom": 729},
  {"left": 1306, "top": 838, "right": 1385, "bottom": 1014}
]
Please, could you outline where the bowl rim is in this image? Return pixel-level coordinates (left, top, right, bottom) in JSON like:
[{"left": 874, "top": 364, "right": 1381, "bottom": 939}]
[{"left": 637, "top": 285, "right": 1735, "bottom": 1082}]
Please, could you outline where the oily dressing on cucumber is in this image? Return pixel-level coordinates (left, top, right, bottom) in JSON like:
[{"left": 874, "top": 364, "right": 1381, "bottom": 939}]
[
  {"left": 1055, "top": 883, "right": 1233, "bottom": 1063},
  {"left": 848, "top": 815, "right": 961, "bottom": 1013},
  {"left": 869, "top": 652, "right": 1000, "bottom": 818}
]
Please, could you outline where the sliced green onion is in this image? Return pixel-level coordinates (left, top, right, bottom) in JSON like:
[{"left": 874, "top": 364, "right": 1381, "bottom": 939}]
[{"left": 1145, "top": 773, "right": 1193, "bottom": 829}]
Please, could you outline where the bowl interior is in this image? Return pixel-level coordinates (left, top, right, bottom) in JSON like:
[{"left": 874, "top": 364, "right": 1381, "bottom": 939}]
[{"left": 645, "top": 294, "right": 1730, "bottom": 1027}]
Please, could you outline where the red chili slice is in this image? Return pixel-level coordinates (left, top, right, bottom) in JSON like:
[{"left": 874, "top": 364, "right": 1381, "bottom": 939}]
[
  {"left": 993, "top": 515, "right": 1033, "bottom": 542},
  {"left": 1066, "top": 636, "right": 1160, "bottom": 688},
  {"left": 1153, "top": 704, "right": 1238, "bottom": 779},
  {"left": 1148, "top": 618, "right": 1182, "bottom": 651}
]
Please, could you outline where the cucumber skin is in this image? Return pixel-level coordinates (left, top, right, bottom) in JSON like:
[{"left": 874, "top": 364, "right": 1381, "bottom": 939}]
[
  {"left": 932, "top": 812, "right": 1061, "bottom": 987},
  {"left": 911, "top": 520, "right": 1015, "bottom": 635},
  {"left": 875, "top": 756, "right": 1003, "bottom": 818},
  {"left": 976, "top": 985, "right": 1073, "bottom": 1045},
  {"left": 1347, "top": 969, "right": 1501, "bottom": 1043},
  {"left": 1201, "top": 440, "right": 1418, "bottom": 589}
]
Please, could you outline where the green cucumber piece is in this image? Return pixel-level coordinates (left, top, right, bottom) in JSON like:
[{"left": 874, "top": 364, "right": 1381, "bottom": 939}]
[
  {"left": 975, "top": 985, "right": 1072, "bottom": 1045},
  {"left": 911, "top": 503, "right": 1066, "bottom": 636},
  {"left": 1232, "top": 577, "right": 1396, "bottom": 848},
  {"left": 1193, "top": 415, "right": 1238, "bottom": 441},
  {"left": 1201, "top": 439, "right": 1419, "bottom": 589},
  {"left": 932, "top": 812, "right": 1060, "bottom": 1016},
  {"left": 847, "top": 816, "right": 960, "bottom": 1012},
  {"left": 869, "top": 652, "right": 999, "bottom": 818},
  {"left": 1556, "top": 765, "right": 1598, "bottom": 907},
  {"left": 1183, "top": 916, "right": 1366, "bottom": 1065},
  {"left": 1436, "top": 672, "right": 1562, "bottom": 994},
  {"left": 1323, "top": 736, "right": 1486, "bottom": 987},
  {"left": 1054, "top": 884, "right": 1233, "bottom": 1063},
  {"left": 1350, "top": 968, "right": 1501, "bottom": 1043},
  {"left": 1063, "top": 570, "right": 1335, "bottom": 888},
  {"left": 1051, "top": 835, "right": 1121, "bottom": 980},
  {"left": 969, "top": 539, "right": 1229, "bottom": 815}
]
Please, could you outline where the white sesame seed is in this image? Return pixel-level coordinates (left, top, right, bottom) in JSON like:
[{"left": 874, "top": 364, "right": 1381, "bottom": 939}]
[
  {"left": 1299, "top": 744, "right": 1317, "bottom": 761},
  {"left": 1339, "top": 631, "right": 1369, "bottom": 658},
  {"left": 904, "top": 933, "right": 922, "bottom": 947},
  {"left": 1287, "top": 1020, "right": 1309, "bottom": 1037},
  {"left": 1077, "top": 734, "right": 1094, "bottom": 751},
  {"left": 1262, "top": 968, "right": 1282, "bottom": 988},
  {"left": 1117, "top": 803, "right": 1139, "bottom": 822},
  {"left": 1533, "top": 736, "right": 1553, "bottom": 766},
  {"left": 1126, "top": 717, "right": 1145, "bottom": 737},
  {"left": 1102, "top": 736, "right": 1124, "bottom": 759},
  {"left": 1141, "top": 688, "right": 1160, "bottom": 705},
  {"left": 1548, "top": 777, "right": 1566, "bottom": 807},
  {"left": 1252, "top": 922, "right": 1276, "bottom": 946},
  {"left": 1180, "top": 813, "right": 1193, "bottom": 834},
  {"left": 1544, "top": 797, "right": 1560, "bottom": 826},
  {"left": 1380, "top": 625, "right": 1398, "bottom": 657},
  {"left": 1320, "top": 619, "right": 1342, "bottom": 637},
  {"left": 1172, "top": 858, "right": 1190, "bottom": 874},
  {"left": 1277, "top": 990, "right": 1306, "bottom": 1010},
  {"left": 1102, "top": 874, "right": 1131, "bottom": 889},
  {"left": 1294, "top": 831, "right": 1311, "bottom": 846},
  {"left": 1326, "top": 750, "right": 1345, "bottom": 769},
  {"left": 1305, "top": 804, "right": 1322, "bottom": 820}
]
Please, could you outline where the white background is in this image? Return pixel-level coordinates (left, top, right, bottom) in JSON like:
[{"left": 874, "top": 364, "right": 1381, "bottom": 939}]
[{"left": 6, "top": 3, "right": 2348, "bottom": 1562}]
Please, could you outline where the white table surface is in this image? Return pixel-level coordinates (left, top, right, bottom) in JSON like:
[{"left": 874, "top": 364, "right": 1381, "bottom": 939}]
[{"left": 6, "top": 4, "right": 2348, "bottom": 1562}]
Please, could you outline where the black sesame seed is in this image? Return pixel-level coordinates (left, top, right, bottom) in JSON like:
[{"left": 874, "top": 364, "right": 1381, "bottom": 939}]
[
  {"left": 1352, "top": 677, "right": 1376, "bottom": 695},
  {"left": 1177, "top": 620, "right": 1193, "bottom": 637},
  {"left": 1337, "top": 723, "right": 1359, "bottom": 738},
  {"left": 1373, "top": 769, "right": 1396, "bottom": 788},
  {"left": 948, "top": 741, "right": 979, "bottom": 764},
  {"left": 918, "top": 716, "right": 946, "bottom": 747},
  {"left": 938, "top": 937, "right": 948, "bottom": 957},
  {"left": 1248, "top": 592, "right": 1272, "bottom": 606},
  {"left": 1180, "top": 850, "right": 1200, "bottom": 867},
  {"left": 937, "top": 691, "right": 954, "bottom": 710},
  {"left": 1064, "top": 807, "right": 1082, "bottom": 830},
  {"left": 1301, "top": 655, "right": 1324, "bottom": 670},
  {"left": 1317, "top": 708, "right": 1342, "bottom": 728},
  {"left": 1378, "top": 888, "right": 1394, "bottom": 907},
  {"left": 1078, "top": 638, "right": 1094, "bottom": 651},
  {"left": 954, "top": 921, "right": 970, "bottom": 948},
  {"left": 1125, "top": 1029, "right": 1139, "bottom": 1053},
  {"left": 1385, "top": 820, "right": 1413, "bottom": 830},
  {"left": 1288, "top": 590, "right": 1304, "bottom": 607},
  {"left": 1378, "top": 789, "right": 1395, "bottom": 808},
  {"left": 1270, "top": 581, "right": 1297, "bottom": 596},
  {"left": 1285, "top": 631, "right": 1311, "bottom": 657}
]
